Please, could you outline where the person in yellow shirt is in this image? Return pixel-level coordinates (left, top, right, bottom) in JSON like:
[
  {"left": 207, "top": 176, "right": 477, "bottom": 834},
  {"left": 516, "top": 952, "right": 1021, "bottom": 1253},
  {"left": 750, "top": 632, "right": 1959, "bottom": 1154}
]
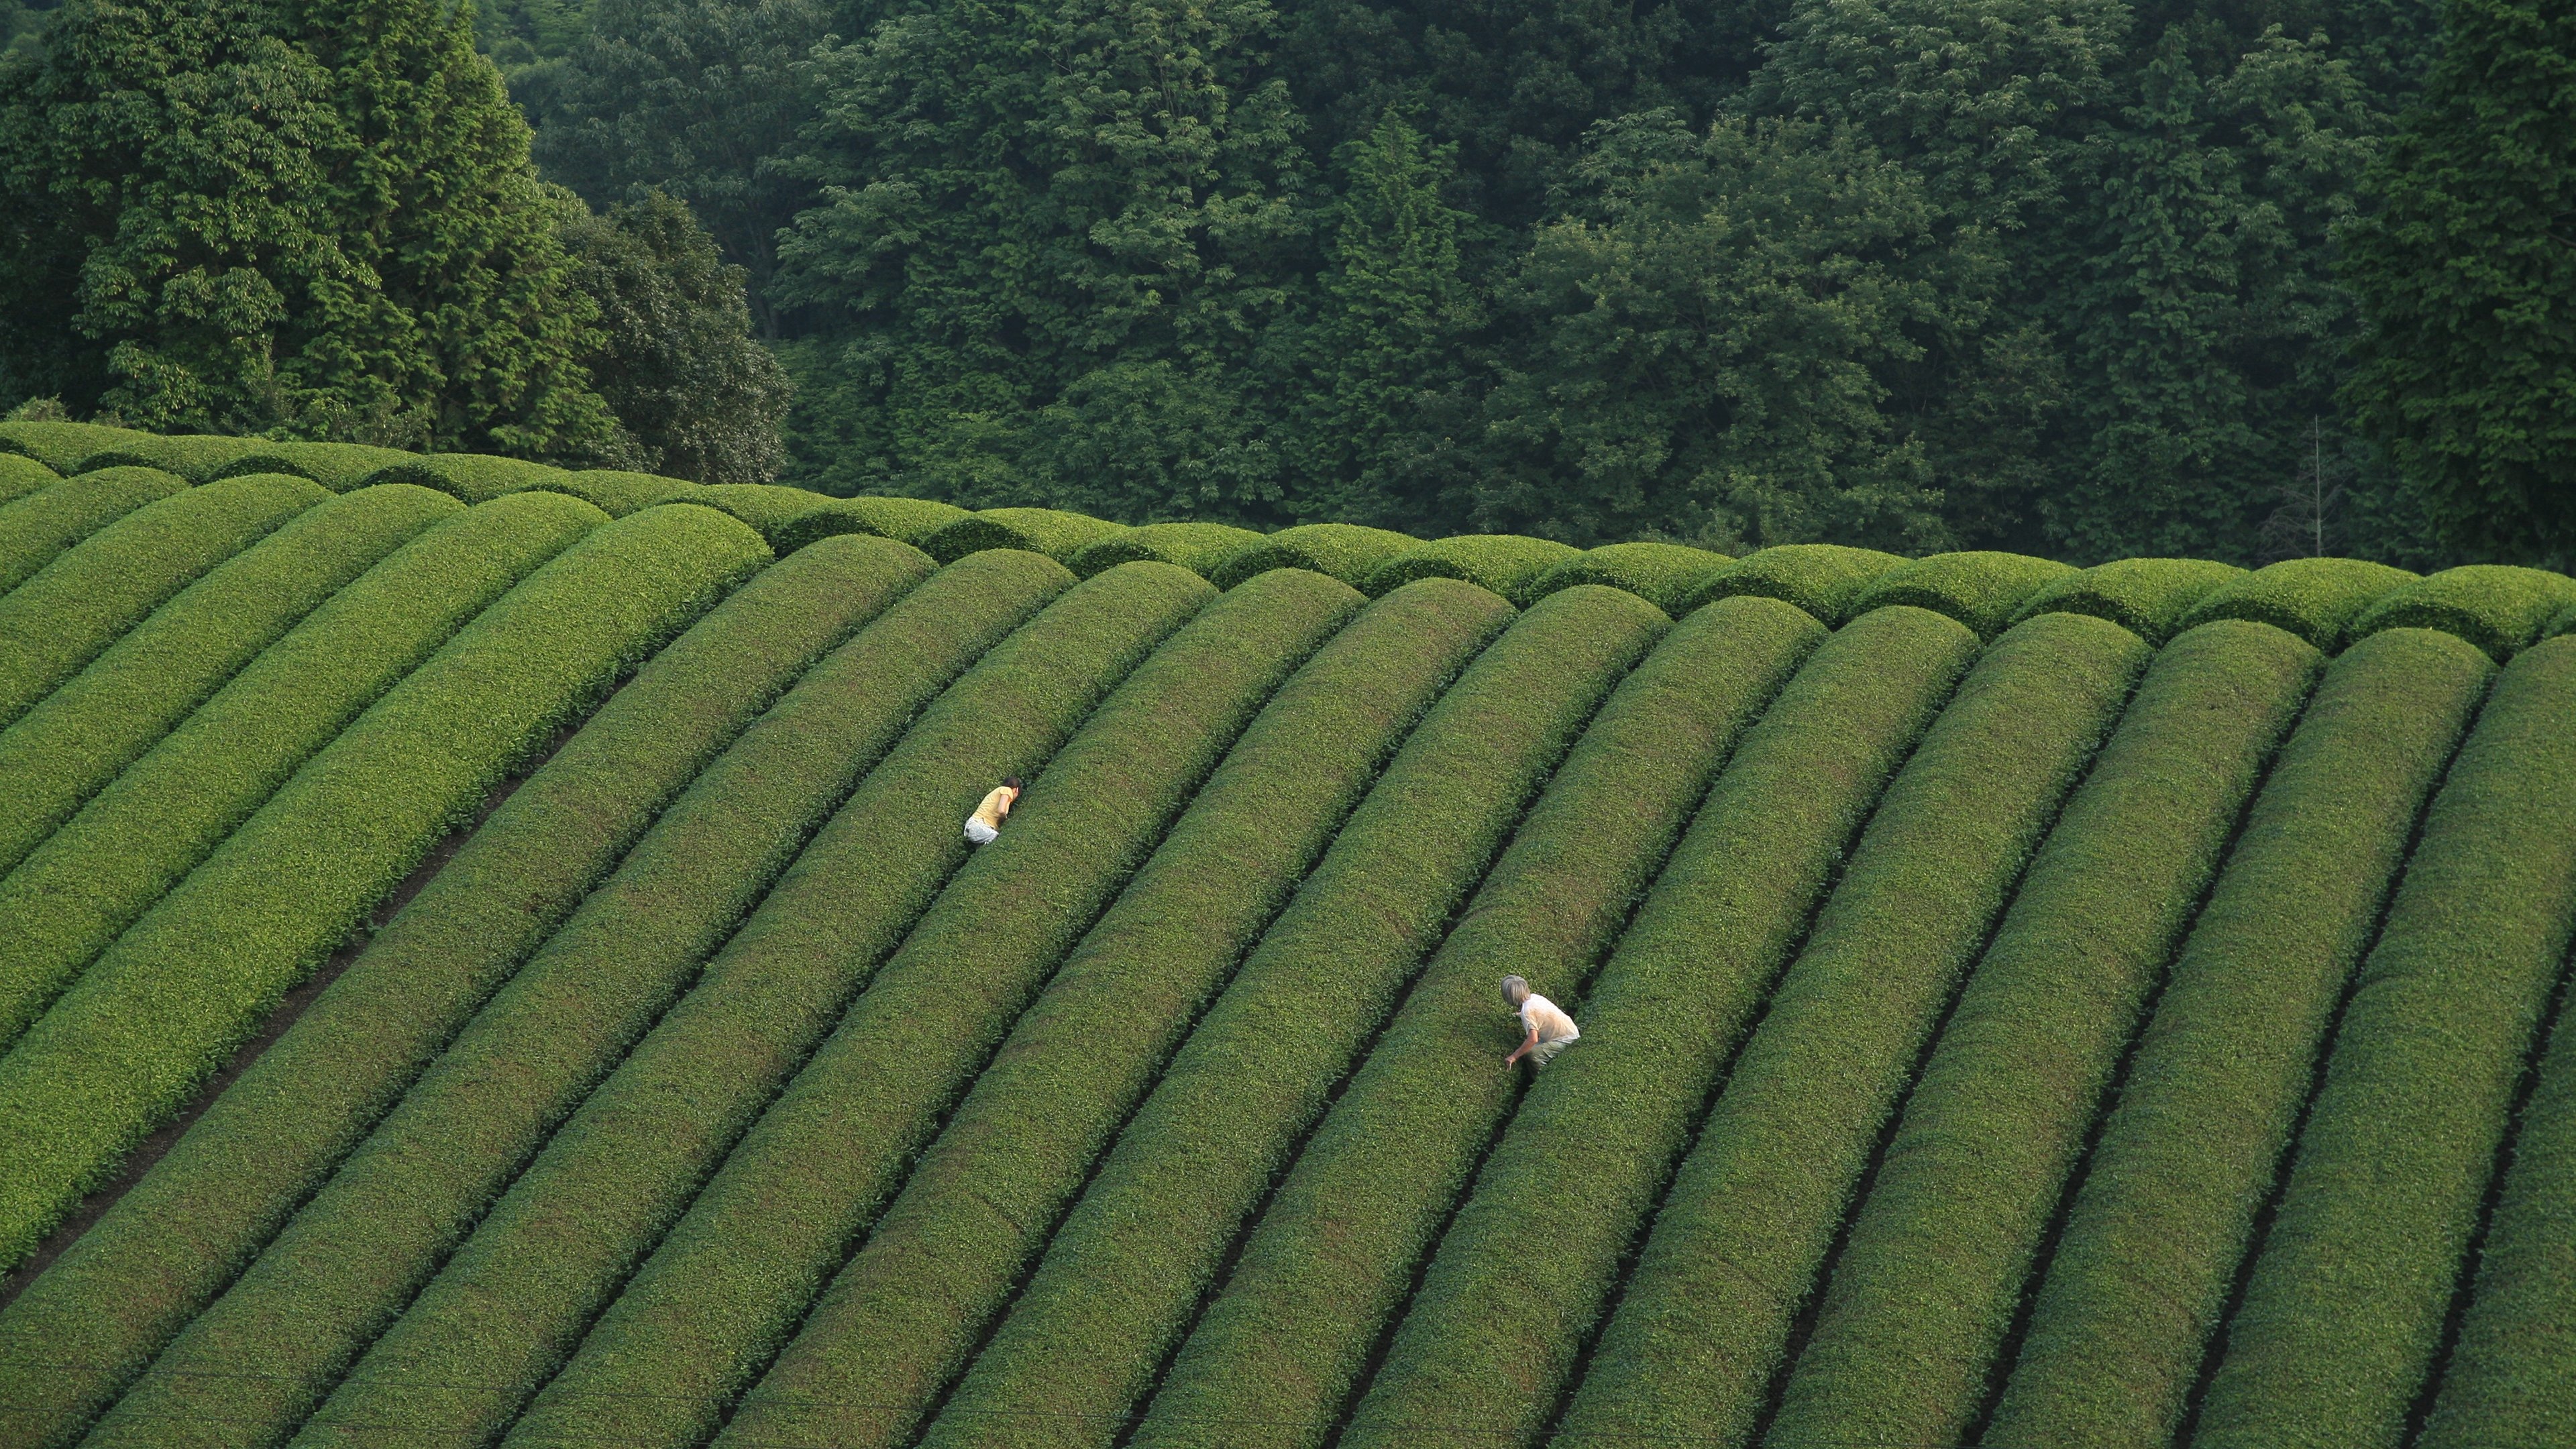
[
  {"left": 964, "top": 777, "right": 1021, "bottom": 845},
  {"left": 1502, "top": 975, "right": 1579, "bottom": 1067}
]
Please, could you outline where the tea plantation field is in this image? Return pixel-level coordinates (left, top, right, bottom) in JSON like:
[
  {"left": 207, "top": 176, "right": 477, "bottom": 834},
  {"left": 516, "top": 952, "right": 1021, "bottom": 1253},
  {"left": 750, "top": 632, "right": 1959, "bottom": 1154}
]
[{"left": 2, "top": 420, "right": 2573, "bottom": 1449}]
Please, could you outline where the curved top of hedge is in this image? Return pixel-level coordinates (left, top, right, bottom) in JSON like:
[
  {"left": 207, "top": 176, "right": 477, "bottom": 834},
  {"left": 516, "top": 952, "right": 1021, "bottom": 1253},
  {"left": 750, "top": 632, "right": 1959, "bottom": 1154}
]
[{"left": 4, "top": 423, "right": 2563, "bottom": 658}]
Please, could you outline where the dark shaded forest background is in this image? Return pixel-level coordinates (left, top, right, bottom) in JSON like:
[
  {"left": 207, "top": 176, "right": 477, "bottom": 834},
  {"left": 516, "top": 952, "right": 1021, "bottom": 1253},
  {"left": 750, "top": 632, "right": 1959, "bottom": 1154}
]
[{"left": 2, "top": 0, "right": 2569, "bottom": 567}]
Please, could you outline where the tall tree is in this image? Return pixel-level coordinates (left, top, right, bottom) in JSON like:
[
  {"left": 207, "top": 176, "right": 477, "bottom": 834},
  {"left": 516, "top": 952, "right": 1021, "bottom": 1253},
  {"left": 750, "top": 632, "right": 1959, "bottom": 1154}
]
[
  {"left": 2339, "top": 0, "right": 2575, "bottom": 564},
  {"left": 0, "top": 0, "right": 625, "bottom": 456}
]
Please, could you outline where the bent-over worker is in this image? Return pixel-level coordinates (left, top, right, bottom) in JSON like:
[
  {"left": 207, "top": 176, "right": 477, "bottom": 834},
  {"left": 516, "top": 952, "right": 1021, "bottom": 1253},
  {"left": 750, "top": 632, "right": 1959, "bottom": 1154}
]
[
  {"left": 1502, "top": 975, "right": 1578, "bottom": 1067},
  {"left": 965, "top": 777, "right": 1021, "bottom": 845}
]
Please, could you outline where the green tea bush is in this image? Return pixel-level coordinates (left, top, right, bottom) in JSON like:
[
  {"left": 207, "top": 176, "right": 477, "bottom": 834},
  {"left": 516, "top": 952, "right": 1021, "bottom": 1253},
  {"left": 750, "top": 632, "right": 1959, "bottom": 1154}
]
[
  {"left": 2348, "top": 564, "right": 2576, "bottom": 661},
  {"left": 530, "top": 468, "right": 696, "bottom": 515},
  {"left": 1142, "top": 590, "right": 1823, "bottom": 1449},
  {"left": 0, "top": 485, "right": 460, "bottom": 879},
  {"left": 0, "top": 453, "right": 59, "bottom": 504},
  {"left": 1986, "top": 627, "right": 2494, "bottom": 1449},
  {"left": 1670, "top": 542, "right": 1906, "bottom": 624},
  {"left": 357, "top": 451, "right": 575, "bottom": 502},
  {"left": 0, "top": 474, "right": 324, "bottom": 729},
  {"left": 923, "top": 506, "right": 1132, "bottom": 564},
  {"left": 1067, "top": 521, "right": 1268, "bottom": 579},
  {"left": 315, "top": 570, "right": 1338, "bottom": 1449},
  {"left": 685, "top": 582, "right": 1513, "bottom": 1449},
  {"left": 772, "top": 494, "right": 971, "bottom": 552},
  {"left": 209, "top": 441, "right": 421, "bottom": 492},
  {"left": 0, "top": 502, "right": 766, "bottom": 1278},
  {"left": 914, "top": 586, "right": 1665, "bottom": 1449},
  {"left": 2012, "top": 556, "right": 2246, "bottom": 645},
  {"left": 0, "top": 534, "right": 939, "bottom": 1449},
  {"left": 1360, "top": 533, "right": 1584, "bottom": 604},
  {"left": 1554, "top": 611, "right": 2149, "bottom": 1449},
  {"left": 2181, "top": 555, "right": 2418, "bottom": 651},
  {"left": 0, "top": 466, "right": 189, "bottom": 592},
  {"left": 1205, "top": 521, "right": 1418, "bottom": 590},
  {"left": 1332, "top": 606, "right": 1979, "bottom": 1449},
  {"left": 1849, "top": 549, "right": 2078, "bottom": 640},
  {"left": 79, "top": 551, "right": 1094, "bottom": 1449},
  {"left": 69, "top": 434, "right": 283, "bottom": 484},
  {"left": 1766, "top": 621, "right": 2320, "bottom": 1449},
  {"left": 0, "top": 492, "right": 602, "bottom": 1055},
  {"left": 2196, "top": 637, "right": 2576, "bottom": 1449},
  {"left": 0, "top": 419, "right": 156, "bottom": 474},
  {"left": 1520, "top": 541, "right": 1735, "bottom": 614}
]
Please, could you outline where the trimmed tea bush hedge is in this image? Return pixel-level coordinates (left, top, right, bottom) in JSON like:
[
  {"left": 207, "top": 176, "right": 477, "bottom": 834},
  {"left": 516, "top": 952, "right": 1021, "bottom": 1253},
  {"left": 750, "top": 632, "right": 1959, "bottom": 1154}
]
[
  {"left": 684, "top": 582, "right": 1515, "bottom": 1449},
  {"left": 0, "top": 419, "right": 156, "bottom": 474},
  {"left": 913, "top": 587, "right": 1666, "bottom": 1449},
  {"left": 2196, "top": 636, "right": 2576, "bottom": 1449},
  {"left": 2348, "top": 564, "right": 2576, "bottom": 661},
  {"left": 0, "top": 533, "right": 941, "bottom": 1449},
  {"left": 1335, "top": 604, "right": 1978, "bottom": 1449},
  {"left": 0, "top": 485, "right": 460, "bottom": 879},
  {"left": 0, "top": 474, "right": 325, "bottom": 729},
  {"left": 1849, "top": 549, "right": 2078, "bottom": 640},
  {"left": 2182, "top": 555, "right": 2418, "bottom": 651},
  {"left": 2012, "top": 556, "right": 2245, "bottom": 645},
  {"left": 1067, "top": 521, "right": 1268, "bottom": 579},
  {"left": 1552, "top": 611, "right": 2149, "bottom": 1449},
  {"left": 0, "top": 502, "right": 765, "bottom": 1279},
  {"left": 1521, "top": 541, "right": 1735, "bottom": 615},
  {"left": 0, "top": 492, "right": 602, "bottom": 1054},
  {"left": 356, "top": 451, "right": 574, "bottom": 501},
  {"left": 1764, "top": 621, "right": 2319, "bottom": 1448},
  {"left": 1140, "top": 590, "right": 1822, "bottom": 1449},
  {"left": 1670, "top": 542, "right": 1906, "bottom": 624},
  {"left": 0, "top": 453, "right": 58, "bottom": 504},
  {"left": 80, "top": 552, "right": 1118, "bottom": 1449},
  {"left": 923, "top": 506, "right": 1131, "bottom": 564},
  {"left": 208, "top": 441, "right": 420, "bottom": 491},
  {"left": 69, "top": 434, "right": 282, "bottom": 484},
  {"left": 1984, "top": 627, "right": 2495, "bottom": 1449},
  {"left": 1206, "top": 521, "right": 1419, "bottom": 590},
  {"left": 2419, "top": 976, "right": 2576, "bottom": 1449},
  {"left": 0, "top": 466, "right": 189, "bottom": 593},
  {"left": 1361, "top": 533, "right": 1585, "bottom": 605},
  {"left": 772, "top": 494, "right": 969, "bottom": 552},
  {"left": 527, "top": 468, "right": 696, "bottom": 516},
  {"left": 301, "top": 570, "right": 1331, "bottom": 1448}
]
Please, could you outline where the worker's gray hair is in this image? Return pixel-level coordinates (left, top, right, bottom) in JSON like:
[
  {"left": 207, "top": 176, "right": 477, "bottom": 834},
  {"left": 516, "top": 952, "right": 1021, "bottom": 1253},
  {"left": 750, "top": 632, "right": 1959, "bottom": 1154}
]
[{"left": 1501, "top": 975, "right": 1531, "bottom": 1006}]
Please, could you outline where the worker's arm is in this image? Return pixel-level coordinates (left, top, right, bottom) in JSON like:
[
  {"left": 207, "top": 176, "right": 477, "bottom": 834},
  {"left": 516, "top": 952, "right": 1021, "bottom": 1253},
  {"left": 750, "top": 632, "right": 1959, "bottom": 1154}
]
[{"left": 1504, "top": 1022, "right": 1538, "bottom": 1066}]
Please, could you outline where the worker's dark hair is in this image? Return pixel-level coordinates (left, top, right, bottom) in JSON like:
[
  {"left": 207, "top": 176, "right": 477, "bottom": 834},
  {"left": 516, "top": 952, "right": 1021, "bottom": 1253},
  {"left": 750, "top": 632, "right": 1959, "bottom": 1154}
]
[{"left": 1005, "top": 777, "right": 1022, "bottom": 791}]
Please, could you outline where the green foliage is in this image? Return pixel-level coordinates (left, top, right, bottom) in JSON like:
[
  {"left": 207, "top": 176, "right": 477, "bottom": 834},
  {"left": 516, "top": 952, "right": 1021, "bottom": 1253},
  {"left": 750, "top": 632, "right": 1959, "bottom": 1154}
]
[
  {"left": 531, "top": 467, "right": 696, "bottom": 515},
  {"left": 1067, "top": 521, "right": 1269, "bottom": 579},
  {"left": 359, "top": 451, "right": 576, "bottom": 502},
  {"left": 0, "top": 485, "right": 454, "bottom": 880},
  {"left": 2339, "top": 0, "right": 2576, "bottom": 564},
  {"left": 2196, "top": 637, "right": 2576, "bottom": 1449},
  {"left": 0, "top": 533, "right": 938, "bottom": 1448},
  {"left": 0, "top": 502, "right": 765, "bottom": 1275},
  {"left": 0, "top": 492, "right": 598, "bottom": 1059},
  {"left": 1988, "top": 625, "right": 2493, "bottom": 1449},
  {"left": 2348, "top": 563, "right": 2576, "bottom": 661},
  {"left": 690, "top": 582, "right": 1509, "bottom": 1449},
  {"left": 0, "top": 474, "right": 321, "bottom": 727},
  {"left": 1338, "top": 604, "right": 1974, "bottom": 1449},
  {"left": 0, "top": 466, "right": 187, "bottom": 592},
  {"left": 1361, "top": 533, "right": 1583, "bottom": 604},
  {"left": 1554, "top": 611, "right": 2148, "bottom": 1448},
  {"left": 0, "top": 419, "right": 152, "bottom": 474},
  {"left": 555, "top": 189, "right": 794, "bottom": 483},
  {"left": 923, "top": 508, "right": 1134, "bottom": 565},
  {"left": 1672, "top": 542, "right": 1907, "bottom": 625},
  {"left": 915, "top": 588, "right": 1666, "bottom": 1449},
  {"left": 1848, "top": 549, "right": 2078, "bottom": 639},
  {"left": 2012, "top": 555, "right": 2246, "bottom": 645},
  {"left": 0, "top": 0, "right": 627, "bottom": 457},
  {"left": 1766, "top": 621, "right": 2319, "bottom": 1448},
  {"left": 68, "top": 433, "right": 282, "bottom": 483},
  {"left": 1523, "top": 541, "right": 1735, "bottom": 614},
  {"left": 2180, "top": 554, "right": 2419, "bottom": 649},
  {"left": 771, "top": 494, "right": 971, "bottom": 552},
  {"left": 0, "top": 452, "right": 58, "bottom": 504},
  {"left": 297, "top": 567, "right": 1288, "bottom": 1449},
  {"left": 1142, "top": 589, "right": 1821, "bottom": 1449},
  {"left": 1206, "top": 522, "right": 1420, "bottom": 590},
  {"left": 209, "top": 439, "right": 421, "bottom": 490}
]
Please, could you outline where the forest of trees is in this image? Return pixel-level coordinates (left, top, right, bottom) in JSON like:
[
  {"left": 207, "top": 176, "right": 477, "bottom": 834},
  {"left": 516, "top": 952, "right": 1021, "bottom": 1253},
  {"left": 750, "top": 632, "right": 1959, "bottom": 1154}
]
[{"left": 1, "top": 0, "right": 2569, "bottom": 566}]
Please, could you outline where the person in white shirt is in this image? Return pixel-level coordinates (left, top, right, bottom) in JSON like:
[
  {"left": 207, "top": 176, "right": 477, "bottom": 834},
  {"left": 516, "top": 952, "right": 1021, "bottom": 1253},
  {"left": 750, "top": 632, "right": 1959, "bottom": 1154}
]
[
  {"left": 1502, "top": 975, "right": 1579, "bottom": 1068},
  {"left": 964, "top": 777, "right": 1021, "bottom": 845}
]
